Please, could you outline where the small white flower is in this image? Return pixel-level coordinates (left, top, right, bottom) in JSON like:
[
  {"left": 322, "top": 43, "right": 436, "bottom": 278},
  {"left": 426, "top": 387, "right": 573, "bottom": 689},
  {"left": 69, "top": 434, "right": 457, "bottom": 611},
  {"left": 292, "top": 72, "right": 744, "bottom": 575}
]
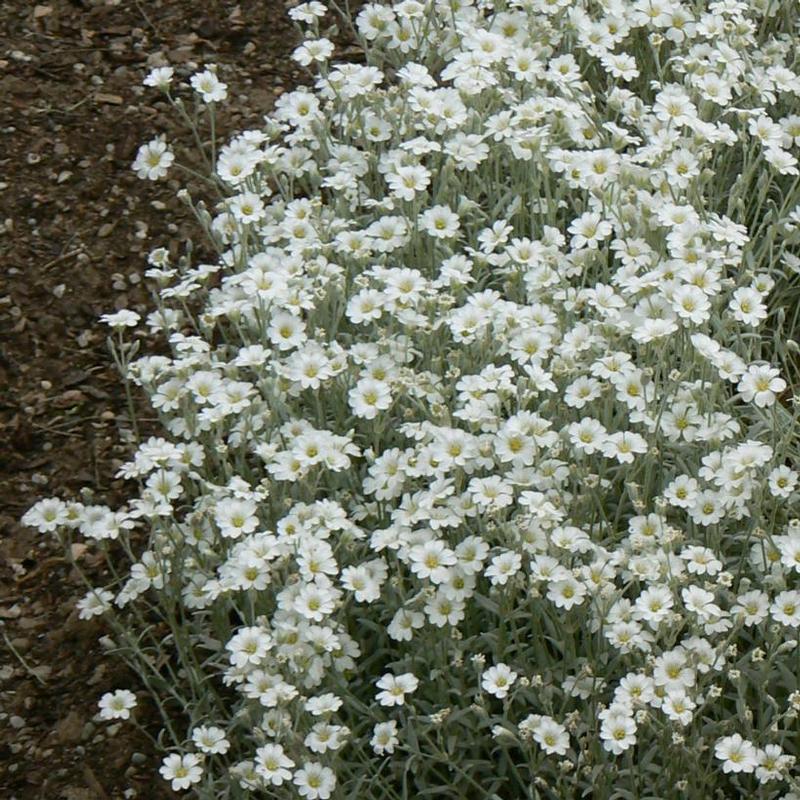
[
  {"left": 349, "top": 378, "right": 392, "bottom": 420},
  {"left": 371, "top": 720, "right": 399, "bottom": 754},
  {"left": 101, "top": 309, "right": 140, "bottom": 329},
  {"left": 98, "top": 689, "right": 137, "bottom": 721},
  {"left": 191, "top": 725, "right": 230, "bottom": 755},
  {"left": 419, "top": 204, "right": 461, "bottom": 239},
  {"left": 715, "top": 734, "right": 758, "bottom": 774},
  {"left": 768, "top": 466, "right": 798, "bottom": 498},
  {"left": 21, "top": 497, "right": 67, "bottom": 533},
  {"left": 77, "top": 588, "right": 114, "bottom": 619},
  {"left": 375, "top": 672, "right": 419, "bottom": 707},
  {"left": 292, "top": 38, "right": 335, "bottom": 66},
  {"left": 771, "top": 590, "right": 800, "bottom": 627},
  {"left": 143, "top": 66, "right": 174, "bottom": 89},
  {"left": 190, "top": 68, "right": 228, "bottom": 102},
  {"left": 599, "top": 709, "right": 637, "bottom": 755},
  {"left": 529, "top": 716, "right": 570, "bottom": 755},
  {"left": 293, "top": 761, "right": 336, "bottom": 799},
  {"left": 738, "top": 364, "right": 786, "bottom": 407},
  {"left": 255, "top": 743, "right": 295, "bottom": 786},
  {"left": 160, "top": 753, "right": 204, "bottom": 791},
  {"left": 132, "top": 139, "right": 174, "bottom": 180},
  {"left": 481, "top": 663, "right": 518, "bottom": 699}
]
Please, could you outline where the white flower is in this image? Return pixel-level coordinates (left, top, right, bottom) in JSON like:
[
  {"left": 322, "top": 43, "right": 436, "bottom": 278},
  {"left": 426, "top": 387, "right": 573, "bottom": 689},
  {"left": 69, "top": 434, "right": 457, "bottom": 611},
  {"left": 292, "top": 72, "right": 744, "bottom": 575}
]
[
  {"left": 764, "top": 147, "right": 800, "bottom": 175},
  {"left": 469, "top": 475, "right": 513, "bottom": 510},
  {"left": 689, "top": 490, "right": 726, "bottom": 526},
  {"left": 755, "top": 743, "right": 791, "bottom": 783},
  {"left": 191, "top": 725, "right": 230, "bottom": 755},
  {"left": 288, "top": 1, "right": 327, "bottom": 23},
  {"left": 386, "top": 163, "right": 431, "bottom": 201},
  {"left": 101, "top": 309, "right": 140, "bottom": 329},
  {"left": 98, "top": 689, "right": 137, "bottom": 721},
  {"left": 349, "top": 378, "right": 392, "bottom": 419},
  {"left": 771, "top": 590, "right": 800, "bottom": 627},
  {"left": 22, "top": 497, "right": 67, "bottom": 533},
  {"left": 635, "top": 585, "right": 674, "bottom": 627},
  {"left": 214, "top": 497, "right": 258, "bottom": 539},
  {"left": 530, "top": 716, "right": 570, "bottom": 755},
  {"left": 419, "top": 204, "right": 460, "bottom": 239},
  {"left": 732, "top": 590, "right": 770, "bottom": 626},
  {"left": 662, "top": 691, "right": 696, "bottom": 726},
  {"left": 729, "top": 287, "right": 767, "bottom": 327},
  {"left": 680, "top": 546, "right": 722, "bottom": 576},
  {"left": 255, "top": 743, "right": 295, "bottom": 786},
  {"left": 601, "top": 431, "right": 648, "bottom": 463},
  {"left": 653, "top": 651, "right": 695, "bottom": 691},
  {"left": 547, "top": 577, "right": 588, "bottom": 610},
  {"left": 387, "top": 608, "right": 425, "bottom": 641},
  {"left": 671, "top": 284, "right": 711, "bottom": 325},
  {"left": 143, "top": 66, "right": 174, "bottom": 89},
  {"left": 304, "top": 693, "right": 343, "bottom": 716},
  {"left": 568, "top": 211, "right": 613, "bottom": 249},
  {"left": 159, "top": 753, "right": 203, "bottom": 791},
  {"left": 615, "top": 673, "right": 654, "bottom": 706},
  {"left": 229, "top": 192, "right": 266, "bottom": 224},
  {"left": 653, "top": 84, "right": 696, "bottom": 126},
  {"left": 779, "top": 535, "right": 800, "bottom": 573},
  {"left": 568, "top": 417, "right": 608, "bottom": 455},
  {"left": 132, "top": 139, "right": 174, "bottom": 180},
  {"left": 484, "top": 550, "right": 521, "bottom": 586},
  {"left": 376, "top": 672, "right": 419, "bottom": 707},
  {"left": 226, "top": 626, "right": 272, "bottom": 668},
  {"left": 371, "top": 720, "right": 399, "bottom": 754},
  {"left": 190, "top": 68, "right": 228, "bottom": 102},
  {"left": 738, "top": 364, "right": 786, "bottom": 407},
  {"left": 663, "top": 475, "right": 698, "bottom": 509},
  {"left": 714, "top": 734, "right": 758, "bottom": 774},
  {"left": 481, "top": 663, "right": 518, "bottom": 699},
  {"left": 768, "top": 466, "right": 798, "bottom": 498},
  {"left": 599, "top": 709, "right": 636, "bottom": 755},
  {"left": 292, "top": 38, "right": 335, "bottom": 66},
  {"left": 408, "top": 539, "right": 457, "bottom": 584},
  {"left": 77, "top": 588, "right": 114, "bottom": 619},
  {"left": 424, "top": 592, "right": 465, "bottom": 627},
  {"left": 293, "top": 762, "right": 337, "bottom": 799}
]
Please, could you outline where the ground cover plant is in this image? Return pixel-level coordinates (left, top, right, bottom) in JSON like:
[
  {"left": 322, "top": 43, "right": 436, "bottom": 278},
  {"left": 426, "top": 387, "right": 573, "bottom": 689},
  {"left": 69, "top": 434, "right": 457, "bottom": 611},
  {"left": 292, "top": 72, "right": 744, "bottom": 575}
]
[{"left": 20, "top": 0, "right": 800, "bottom": 797}]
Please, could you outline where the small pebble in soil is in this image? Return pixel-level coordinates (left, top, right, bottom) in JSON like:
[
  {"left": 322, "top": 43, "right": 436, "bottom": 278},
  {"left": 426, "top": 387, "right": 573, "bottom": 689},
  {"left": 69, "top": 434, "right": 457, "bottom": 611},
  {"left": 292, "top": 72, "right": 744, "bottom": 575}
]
[{"left": 9, "top": 716, "right": 26, "bottom": 729}]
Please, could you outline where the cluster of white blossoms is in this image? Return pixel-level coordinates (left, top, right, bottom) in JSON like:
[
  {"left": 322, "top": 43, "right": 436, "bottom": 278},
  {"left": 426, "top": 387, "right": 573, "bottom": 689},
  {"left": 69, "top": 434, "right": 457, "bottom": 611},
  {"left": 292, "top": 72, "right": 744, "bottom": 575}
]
[{"left": 23, "top": 0, "right": 800, "bottom": 797}]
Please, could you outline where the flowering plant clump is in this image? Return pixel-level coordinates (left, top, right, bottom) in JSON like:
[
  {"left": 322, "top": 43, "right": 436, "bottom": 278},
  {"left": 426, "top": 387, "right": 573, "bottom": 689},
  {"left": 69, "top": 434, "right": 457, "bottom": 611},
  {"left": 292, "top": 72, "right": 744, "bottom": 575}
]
[{"left": 23, "top": 0, "right": 800, "bottom": 797}]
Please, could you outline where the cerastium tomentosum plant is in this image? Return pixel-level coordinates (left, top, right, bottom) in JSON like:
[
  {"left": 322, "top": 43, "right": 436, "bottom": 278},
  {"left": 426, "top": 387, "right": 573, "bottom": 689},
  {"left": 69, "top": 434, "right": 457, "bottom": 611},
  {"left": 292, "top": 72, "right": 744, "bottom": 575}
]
[{"left": 22, "top": 0, "right": 800, "bottom": 797}]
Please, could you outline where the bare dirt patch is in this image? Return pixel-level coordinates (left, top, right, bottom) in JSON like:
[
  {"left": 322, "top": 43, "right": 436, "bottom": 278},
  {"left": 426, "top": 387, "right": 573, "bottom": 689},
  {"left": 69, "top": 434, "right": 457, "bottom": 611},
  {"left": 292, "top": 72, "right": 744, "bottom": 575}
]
[{"left": 0, "top": 1, "right": 300, "bottom": 796}]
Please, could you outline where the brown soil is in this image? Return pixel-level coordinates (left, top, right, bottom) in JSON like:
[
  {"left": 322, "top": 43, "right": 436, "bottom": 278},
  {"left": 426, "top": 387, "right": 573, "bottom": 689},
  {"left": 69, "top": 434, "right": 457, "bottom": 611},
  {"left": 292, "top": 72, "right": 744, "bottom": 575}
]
[{"left": 0, "top": 1, "right": 302, "bottom": 797}]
